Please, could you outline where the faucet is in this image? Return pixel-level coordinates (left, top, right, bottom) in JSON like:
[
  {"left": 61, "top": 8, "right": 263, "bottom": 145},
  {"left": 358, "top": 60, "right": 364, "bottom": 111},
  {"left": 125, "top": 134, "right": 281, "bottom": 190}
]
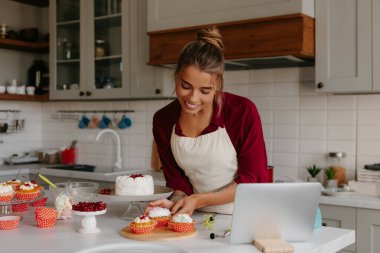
[{"left": 95, "top": 129, "right": 122, "bottom": 171}]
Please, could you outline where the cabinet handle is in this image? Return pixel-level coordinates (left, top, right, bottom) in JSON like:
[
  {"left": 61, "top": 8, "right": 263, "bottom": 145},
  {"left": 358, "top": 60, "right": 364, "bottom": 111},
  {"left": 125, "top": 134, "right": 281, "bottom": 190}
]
[
  {"left": 79, "top": 91, "right": 85, "bottom": 96},
  {"left": 155, "top": 89, "right": 161, "bottom": 94},
  {"left": 86, "top": 91, "right": 92, "bottom": 96},
  {"left": 317, "top": 82, "right": 324, "bottom": 89}
]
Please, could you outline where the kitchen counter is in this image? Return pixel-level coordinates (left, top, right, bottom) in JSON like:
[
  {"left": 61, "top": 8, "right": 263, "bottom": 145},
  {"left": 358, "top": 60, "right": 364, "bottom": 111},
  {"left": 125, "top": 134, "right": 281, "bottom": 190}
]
[
  {"left": 0, "top": 193, "right": 354, "bottom": 253},
  {"left": 320, "top": 194, "right": 380, "bottom": 209}
]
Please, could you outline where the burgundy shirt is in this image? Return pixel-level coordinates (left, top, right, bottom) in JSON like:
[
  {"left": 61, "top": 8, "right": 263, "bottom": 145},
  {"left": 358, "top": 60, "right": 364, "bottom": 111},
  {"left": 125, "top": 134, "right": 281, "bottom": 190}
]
[{"left": 153, "top": 92, "right": 269, "bottom": 195}]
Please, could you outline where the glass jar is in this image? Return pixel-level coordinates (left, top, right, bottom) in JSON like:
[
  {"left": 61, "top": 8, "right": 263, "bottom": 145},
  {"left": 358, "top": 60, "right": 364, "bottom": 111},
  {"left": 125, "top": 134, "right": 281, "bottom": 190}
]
[
  {"left": 328, "top": 152, "right": 347, "bottom": 187},
  {"left": 95, "top": 39, "right": 109, "bottom": 58}
]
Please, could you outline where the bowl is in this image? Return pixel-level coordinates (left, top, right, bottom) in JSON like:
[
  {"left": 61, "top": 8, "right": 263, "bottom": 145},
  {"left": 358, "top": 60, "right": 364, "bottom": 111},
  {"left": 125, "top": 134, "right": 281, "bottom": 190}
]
[
  {"left": 0, "top": 85, "right": 5, "bottom": 94},
  {"left": 49, "top": 182, "right": 99, "bottom": 203},
  {"left": 6, "top": 86, "right": 16, "bottom": 94}
]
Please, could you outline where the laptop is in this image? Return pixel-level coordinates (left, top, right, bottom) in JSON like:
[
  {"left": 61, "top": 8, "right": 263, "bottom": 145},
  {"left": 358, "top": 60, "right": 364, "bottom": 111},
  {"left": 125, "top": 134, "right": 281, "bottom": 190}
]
[{"left": 230, "top": 182, "right": 321, "bottom": 244}]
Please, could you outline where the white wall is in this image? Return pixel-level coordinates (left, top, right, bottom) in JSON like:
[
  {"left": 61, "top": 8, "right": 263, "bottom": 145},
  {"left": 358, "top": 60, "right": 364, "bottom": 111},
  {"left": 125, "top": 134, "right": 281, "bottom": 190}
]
[{"left": 2, "top": 66, "right": 380, "bottom": 183}]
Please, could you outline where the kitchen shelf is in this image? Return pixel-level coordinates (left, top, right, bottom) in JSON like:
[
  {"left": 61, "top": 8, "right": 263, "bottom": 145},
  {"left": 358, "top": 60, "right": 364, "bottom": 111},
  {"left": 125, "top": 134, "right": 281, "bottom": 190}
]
[
  {"left": 0, "top": 93, "right": 49, "bottom": 101},
  {"left": 11, "top": 0, "right": 48, "bottom": 7},
  {"left": 0, "top": 38, "right": 49, "bottom": 54}
]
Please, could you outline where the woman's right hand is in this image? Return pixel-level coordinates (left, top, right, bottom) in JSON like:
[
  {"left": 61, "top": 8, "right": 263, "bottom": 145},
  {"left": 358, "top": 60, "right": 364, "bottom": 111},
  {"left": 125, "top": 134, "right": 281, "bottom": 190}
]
[{"left": 144, "top": 198, "right": 174, "bottom": 216}]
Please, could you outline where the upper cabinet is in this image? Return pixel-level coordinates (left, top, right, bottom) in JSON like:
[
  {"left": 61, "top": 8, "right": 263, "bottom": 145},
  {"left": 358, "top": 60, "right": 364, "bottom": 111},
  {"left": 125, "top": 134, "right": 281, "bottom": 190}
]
[
  {"left": 316, "top": 0, "right": 380, "bottom": 93},
  {"left": 49, "top": 0, "right": 167, "bottom": 100},
  {"left": 147, "top": 0, "right": 314, "bottom": 32}
]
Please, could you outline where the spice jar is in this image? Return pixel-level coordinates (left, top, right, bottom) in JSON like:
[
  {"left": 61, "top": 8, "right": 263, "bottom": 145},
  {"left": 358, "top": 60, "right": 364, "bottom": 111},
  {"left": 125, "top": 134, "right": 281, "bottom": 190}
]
[
  {"left": 95, "top": 39, "right": 109, "bottom": 57},
  {"left": 328, "top": 152, "right": 347, "bottom": 186}
]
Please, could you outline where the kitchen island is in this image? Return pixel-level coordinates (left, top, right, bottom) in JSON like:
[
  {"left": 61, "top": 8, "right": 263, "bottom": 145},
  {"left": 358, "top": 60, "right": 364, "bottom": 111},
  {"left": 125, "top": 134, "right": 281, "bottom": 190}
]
[{"left": 0, "top": 193, "right": 354, "bottom": 253}]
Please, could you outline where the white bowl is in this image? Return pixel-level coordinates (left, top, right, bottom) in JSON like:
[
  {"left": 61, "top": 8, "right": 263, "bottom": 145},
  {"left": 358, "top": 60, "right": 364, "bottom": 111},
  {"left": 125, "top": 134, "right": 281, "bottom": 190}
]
[
  {"left": 6, "top": 86, "right": 17, "bottom": 94},
  {"left": 0, "top": 85, "right": 5, "bottom": 94}
]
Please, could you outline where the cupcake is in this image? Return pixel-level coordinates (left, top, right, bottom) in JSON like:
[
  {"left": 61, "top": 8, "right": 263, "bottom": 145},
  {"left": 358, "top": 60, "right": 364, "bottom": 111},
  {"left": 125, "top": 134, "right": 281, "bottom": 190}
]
[
  {"left": 6, "top": 179, "right": 22, "bottom": 190},
  {"left": 169, "top": 214, "right": 196, "bottom": 233},
  {"left": 16, "top": 181, "right": 41, "bottom": 200},
  {"left": 148, "top": 207, "right": 171, "bottom": 228},
  {"left": 0, "top": 183, "right": 15, "bottom": 202},
  {"left": 129, "top": 215, "right": 156, "bottom": 234}
]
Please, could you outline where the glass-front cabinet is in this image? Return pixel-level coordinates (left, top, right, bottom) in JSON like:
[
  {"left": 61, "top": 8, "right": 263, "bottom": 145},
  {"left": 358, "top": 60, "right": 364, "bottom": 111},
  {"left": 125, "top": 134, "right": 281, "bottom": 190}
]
[{"left": 50, "top": 0, "right": 130, "bottom": 99}]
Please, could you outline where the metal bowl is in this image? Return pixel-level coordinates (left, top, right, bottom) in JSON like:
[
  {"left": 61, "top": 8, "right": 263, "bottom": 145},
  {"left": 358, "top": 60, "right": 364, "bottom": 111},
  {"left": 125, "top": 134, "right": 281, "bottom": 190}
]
[{"left": 0, "top": 123, "right": 8, "bottom": 133}]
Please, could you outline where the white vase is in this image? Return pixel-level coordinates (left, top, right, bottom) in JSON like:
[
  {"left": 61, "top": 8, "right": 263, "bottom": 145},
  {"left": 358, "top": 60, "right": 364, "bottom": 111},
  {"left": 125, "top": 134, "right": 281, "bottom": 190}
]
[
  {"left": 307, "top": 177, "right": 320, "bottom": 182},
  {"left": 326, "top": 179, "right": 338, "bottom": 189}
]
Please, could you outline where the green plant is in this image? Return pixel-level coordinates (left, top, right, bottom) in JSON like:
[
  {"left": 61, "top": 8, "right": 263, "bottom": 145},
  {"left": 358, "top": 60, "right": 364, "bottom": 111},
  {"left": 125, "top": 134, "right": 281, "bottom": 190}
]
[
  {"left": 325, "top": 167, "right": 336, "bottom": 180},
  {"left": 307, "top": 164, "right": 322, "bottom": 177}
]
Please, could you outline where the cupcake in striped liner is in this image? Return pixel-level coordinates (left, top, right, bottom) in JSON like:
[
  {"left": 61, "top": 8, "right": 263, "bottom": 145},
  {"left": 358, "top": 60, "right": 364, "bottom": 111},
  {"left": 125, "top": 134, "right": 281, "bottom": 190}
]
[
  {"left": 129, "top": 215, "right": 156, "bottom": 234},
  {"left": 16, "top": 181, "right": 41, "bottom": 200},
  {"left": 0, "top": 183, "right": 15, "bottom": 202},
  {"left": 148, "top": 207, "right": 171, "bottom": 228},
  {"left": 6, "top": 179, "right": 22, "bottom": 190},
  {"left": 169, "top": 214, "right": 196, "bottom": 233}
]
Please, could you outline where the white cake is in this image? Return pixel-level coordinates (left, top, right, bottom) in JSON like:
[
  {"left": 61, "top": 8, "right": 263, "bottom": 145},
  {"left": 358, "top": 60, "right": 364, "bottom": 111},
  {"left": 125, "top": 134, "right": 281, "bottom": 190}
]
[{"left": 115, "top": 174, "right": 154, "bottom": 195}]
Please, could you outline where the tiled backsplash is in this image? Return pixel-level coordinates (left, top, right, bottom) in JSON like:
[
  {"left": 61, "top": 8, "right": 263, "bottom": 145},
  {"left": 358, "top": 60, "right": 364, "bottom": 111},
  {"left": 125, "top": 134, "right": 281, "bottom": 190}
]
[{"left": 1, "top": 67, "right": 380, "bottom": 182}]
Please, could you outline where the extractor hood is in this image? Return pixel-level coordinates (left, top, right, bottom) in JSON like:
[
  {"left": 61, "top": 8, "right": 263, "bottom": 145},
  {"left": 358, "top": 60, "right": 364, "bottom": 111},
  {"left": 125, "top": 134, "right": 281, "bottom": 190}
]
[{"left": 148, "top": 14, "right": 315, "bottom": 70}]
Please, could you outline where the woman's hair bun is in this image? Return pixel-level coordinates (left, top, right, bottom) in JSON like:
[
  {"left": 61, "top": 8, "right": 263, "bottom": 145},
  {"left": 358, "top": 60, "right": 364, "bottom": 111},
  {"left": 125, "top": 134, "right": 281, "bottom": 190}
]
[{"left": 196, "top": 26, "right": 224, "bottom": 51}]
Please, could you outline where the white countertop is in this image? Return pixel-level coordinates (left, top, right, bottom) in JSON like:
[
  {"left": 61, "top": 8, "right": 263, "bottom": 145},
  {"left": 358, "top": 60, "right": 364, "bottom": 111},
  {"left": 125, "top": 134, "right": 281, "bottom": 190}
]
[
  {"left": 320, "top": 194, "right": 380, "bottom": 209},
  {"left": 0, "top": 192, "right": 354, "bottom": 253}
]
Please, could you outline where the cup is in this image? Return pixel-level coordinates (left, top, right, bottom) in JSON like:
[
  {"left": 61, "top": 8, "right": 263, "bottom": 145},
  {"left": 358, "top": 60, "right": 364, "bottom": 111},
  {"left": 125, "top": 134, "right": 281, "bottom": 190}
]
[
  {"left": 88, "top": 115, "right": 100, "bottom": 129},
  {"left": 78, "top": 115, "right": 90, "bottom": 129},
  {"left": 10, "top": 79, "right": 17, "bottom": 87},
  {"left": 6, "top": 86, "right": 17, "bottom": 94},
  {"left": 16, "top": 85, "right": 25, "bottom": 95},
  {"left": 98, "top": 115, "right": 111, "bottom": 129},
  {"left": 118, "top": 115, "right": 132, "bottom": 129},
  {"left": 61, "top": 147, "right": 76, "bottom": 165},
  {"left": 26, "top": 86, "right": 35, "bottom": 95},
  {"left": 0, "top": 85, "right": 5, "bottom": 94}
]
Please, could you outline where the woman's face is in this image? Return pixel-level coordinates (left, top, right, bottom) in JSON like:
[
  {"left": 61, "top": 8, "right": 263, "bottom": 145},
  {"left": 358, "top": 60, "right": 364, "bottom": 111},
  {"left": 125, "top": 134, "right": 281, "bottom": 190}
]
[{"left": 176, "top": 66, "right": 216, "bottom": 115}]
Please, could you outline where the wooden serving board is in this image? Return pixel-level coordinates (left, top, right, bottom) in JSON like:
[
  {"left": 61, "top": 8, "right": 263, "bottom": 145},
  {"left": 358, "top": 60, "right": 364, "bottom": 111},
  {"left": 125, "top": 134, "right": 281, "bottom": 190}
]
[{"left": 120, "top": 227, "right": 197, "bottom": 241}]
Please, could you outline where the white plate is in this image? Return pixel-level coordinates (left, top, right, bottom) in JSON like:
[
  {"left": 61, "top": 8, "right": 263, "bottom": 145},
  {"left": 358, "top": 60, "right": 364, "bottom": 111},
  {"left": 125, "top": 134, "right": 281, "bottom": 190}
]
[
  {"left": 72, "top": 209, "right": 107, "bottom": 216},
  {"left": 322, "top": 188, "right": 356, "bottom": 197},
  {"left": 94, "top": 185, "right": 173, "bottom": 202},
  {"left": 74, "top": 243, "right": 188, "bottom": 253}
]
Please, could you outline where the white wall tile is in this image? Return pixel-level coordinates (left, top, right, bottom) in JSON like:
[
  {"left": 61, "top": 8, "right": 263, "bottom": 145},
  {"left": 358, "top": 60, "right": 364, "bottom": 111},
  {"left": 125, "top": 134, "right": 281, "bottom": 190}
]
[
  {"left": 251, "top": 97, "right": 273, "bottom": 111},
  {"left": 250, "top": 69, "right": 274, "bottom": 83},
  {"left": 357, "top": 94, "right": 380, "bottom": 110},
  {"left": 274, "top": 139, "right": 299, "bottom": 152},
  {"left": 250, "top": 83, "right": 274, "bottom": 97},
  {"left": 357, "top": 110, "right": 380, "bottom": 125},
  {"left": 274, "top": 111, "right": 299, "bottom": 124},
  {"left": 224, "top": 70, "right": 250, "bottom": 85},
  {"left": 300, "top": 111, "right": 327, "bottom": 125},
  {"left": 224, "top": 83, "right": 249, "bottom": 97},
  {"left": 273, "top": 153, "right": 299, "bottom": 167},
  {"left": 299, "top": 140, "right": 326, "bottom": 154},
  {"left": 300, "top": 125, "right": 326, "bottom": 139},
  {"left": 327, "top": 110, "right": 356, "bottom": 125},
  {"left": 273, "top": 82, "right": 299, "bottom": 96},
  {"left": 274, "top": 97, "right": 299, "bottom": 110},
  {"left": 300, "top": 96, "right": 327, "bottom": 110},
  {"left": 274, "top": 125, "right": 298, "bottom": 139},
  {"left": 358, "top": 126, "right": 380, "bottom": 141},
  {"left": 327, "top": 95, "right": 356, "bottom": 110},
  {"left": 327, "top": 126, "right": 356, "bottom": 141},
  {"left": 327, "top": 141, "right": 356, "bottom": 156}
]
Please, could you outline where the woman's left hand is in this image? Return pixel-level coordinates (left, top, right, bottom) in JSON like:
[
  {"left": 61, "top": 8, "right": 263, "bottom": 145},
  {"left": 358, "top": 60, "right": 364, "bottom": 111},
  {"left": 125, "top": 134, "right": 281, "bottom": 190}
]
[{"left": 171, "top": 194, "right": 200, "bottom": 215}]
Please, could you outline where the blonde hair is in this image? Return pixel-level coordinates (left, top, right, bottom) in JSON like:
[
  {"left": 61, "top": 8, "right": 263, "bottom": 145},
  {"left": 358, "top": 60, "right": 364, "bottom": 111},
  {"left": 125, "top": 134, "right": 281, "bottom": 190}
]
[{"left": 175, "top": 26, "right": 225, "bottom": 114}]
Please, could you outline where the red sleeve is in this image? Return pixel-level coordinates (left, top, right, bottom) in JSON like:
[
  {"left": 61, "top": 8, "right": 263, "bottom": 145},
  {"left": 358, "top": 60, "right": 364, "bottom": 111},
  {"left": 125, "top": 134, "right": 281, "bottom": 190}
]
[
  {"left": 153, "top": 110, "right": 193, "bottom": 196},
  {"left": 227, "top": 99, "right": 269, "bottom": 184}
]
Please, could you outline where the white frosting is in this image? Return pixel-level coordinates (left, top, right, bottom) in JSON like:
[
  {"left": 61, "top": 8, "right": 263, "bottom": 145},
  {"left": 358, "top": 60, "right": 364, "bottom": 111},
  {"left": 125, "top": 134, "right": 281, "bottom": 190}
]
[
  {"left": 148, "top": 207, "right": 171, "bottom": 218},
  {"left": 172, "top": 214, "right": 193, "bottom": 223},
  {"left": 7, "top": 179, "right": 21, "bottom": 184},
  {"left": 115, "top": 174, "right": 154, "bottom": 195},
  {"left": 0, "top": 184, "right": 14, "bottom": 194},
  {"left": 133, "top": 216, "right": 151, "bottom": 223},
  {"left": 20, "top": 181, "right": 37, "bottom": 191}
]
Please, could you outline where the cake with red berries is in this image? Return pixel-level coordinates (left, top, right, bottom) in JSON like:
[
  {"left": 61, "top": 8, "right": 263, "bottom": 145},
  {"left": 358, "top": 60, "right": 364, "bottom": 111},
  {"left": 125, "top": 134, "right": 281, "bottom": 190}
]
[
  {"left": 169, "top": 214, "right": 196, "bottom": 233},
  {"left": 115, "top": 174, "right": 154, "bottom": 195},
  {"left": 0, "top": 183, "right": 15, "bottom": 202},
  {"left": 148, "top": 207, "right": 171, "bottom": 228},
  {"left": 15, "top": 181, "right": 41, "bottom": 200},
  {"left": 128, "top": 215, "right": 156, "bottom": 234}
]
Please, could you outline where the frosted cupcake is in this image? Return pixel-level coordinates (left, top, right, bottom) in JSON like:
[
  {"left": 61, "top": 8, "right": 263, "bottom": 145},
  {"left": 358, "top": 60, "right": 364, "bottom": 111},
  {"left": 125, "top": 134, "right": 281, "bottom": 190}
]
[
  {"left": 0, "top": 183, "right": 15, "bottom": 202},
  {"left": 15, "top": 181, "right": 41, "bottom": 200},
  {"left": 148, "top": 207, "right": 171, "bottom": 228},
  {"left": 6, "top": 179, "right": 22, "bottom": 189},
  {"left": 169, "top": 214, "right": 196, "bottom": 233},
  {"left": 129, "top": 215, "right": 156, "bottom": 234}
]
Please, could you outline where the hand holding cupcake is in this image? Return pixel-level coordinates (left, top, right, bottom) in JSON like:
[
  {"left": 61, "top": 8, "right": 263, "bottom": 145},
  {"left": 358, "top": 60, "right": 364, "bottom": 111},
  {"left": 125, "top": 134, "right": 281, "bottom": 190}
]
[{"left": 148, "top": 207, "right": 171, "bottom": 228}]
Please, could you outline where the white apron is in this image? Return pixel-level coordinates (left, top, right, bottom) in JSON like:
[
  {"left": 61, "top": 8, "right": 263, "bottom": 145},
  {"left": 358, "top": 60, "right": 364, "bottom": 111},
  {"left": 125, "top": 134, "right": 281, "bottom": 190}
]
[{"left": 171, "top": 126, "right": 237, "bottom": 214}]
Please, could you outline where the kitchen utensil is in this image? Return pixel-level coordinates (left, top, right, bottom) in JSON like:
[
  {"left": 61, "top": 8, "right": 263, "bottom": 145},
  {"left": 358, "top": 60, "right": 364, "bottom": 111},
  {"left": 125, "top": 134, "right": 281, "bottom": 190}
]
[
  {"left": 0, "top": 123, "right": 8, "bottom": 133},
  {"left": 38, "top": 173, "right": 57, "bottom": 188}
]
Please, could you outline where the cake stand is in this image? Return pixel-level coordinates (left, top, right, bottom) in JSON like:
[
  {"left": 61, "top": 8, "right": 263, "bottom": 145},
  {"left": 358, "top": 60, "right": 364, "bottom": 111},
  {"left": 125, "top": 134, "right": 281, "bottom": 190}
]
[
  {"left": 0, "top": 191, "right": 45, "bottom": 215},
  {"left": 72, "top": 209, "right": 107, "bottom": 233},
  {"left": 94, "top": 185, "right": 173, "bottom": 220}
]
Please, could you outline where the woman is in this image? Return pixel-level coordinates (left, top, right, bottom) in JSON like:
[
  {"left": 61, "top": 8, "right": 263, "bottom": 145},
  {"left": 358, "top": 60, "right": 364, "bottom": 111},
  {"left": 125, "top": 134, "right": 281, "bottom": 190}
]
[{"left": 147, "top": 27, "right": 269, "bottom": 215}]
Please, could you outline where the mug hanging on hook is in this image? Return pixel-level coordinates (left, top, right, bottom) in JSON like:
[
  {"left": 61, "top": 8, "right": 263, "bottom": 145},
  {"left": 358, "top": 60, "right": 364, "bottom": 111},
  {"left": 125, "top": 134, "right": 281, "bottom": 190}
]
[
  {"left": 88, "top": 113, "right": 100, "bottom": 129},
  {"left": 118, "top": 114, "right": 132, "bottom": 129}
]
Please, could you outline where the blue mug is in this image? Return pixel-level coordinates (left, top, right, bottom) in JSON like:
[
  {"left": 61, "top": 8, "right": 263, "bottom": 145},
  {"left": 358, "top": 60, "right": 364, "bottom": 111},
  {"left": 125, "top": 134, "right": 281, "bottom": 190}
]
[
  {"left": 98, "top": 115, "right": 111, "bottom": 129},
  {"left": 78, "top": 115, "right": 90, "bottom": 129},
  {"left": 118, "top": 115, "right": 132, "bottom": 129}
]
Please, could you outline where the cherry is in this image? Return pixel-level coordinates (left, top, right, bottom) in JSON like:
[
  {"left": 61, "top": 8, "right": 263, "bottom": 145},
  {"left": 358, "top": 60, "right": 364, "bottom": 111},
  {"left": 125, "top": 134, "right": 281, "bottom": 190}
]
[{"left": 130, "top": 174, "right": 144, "bottom": 179}]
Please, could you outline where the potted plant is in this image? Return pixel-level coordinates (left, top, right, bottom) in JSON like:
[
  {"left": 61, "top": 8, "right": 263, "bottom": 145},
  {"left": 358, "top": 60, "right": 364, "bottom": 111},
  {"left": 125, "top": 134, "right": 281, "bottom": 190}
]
[
  {"left": 306, "top": 165, "right": 322, "bottom": 182},
  {"left": 325, "top": 167, "right": 337, "bottom": 188}
]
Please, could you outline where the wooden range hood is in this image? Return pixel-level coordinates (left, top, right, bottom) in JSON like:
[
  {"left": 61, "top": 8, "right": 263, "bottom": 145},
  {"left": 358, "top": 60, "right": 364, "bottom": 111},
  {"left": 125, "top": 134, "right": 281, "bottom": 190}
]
[{"left": 148, "top": 14, "right": 314, "bottom": 70}]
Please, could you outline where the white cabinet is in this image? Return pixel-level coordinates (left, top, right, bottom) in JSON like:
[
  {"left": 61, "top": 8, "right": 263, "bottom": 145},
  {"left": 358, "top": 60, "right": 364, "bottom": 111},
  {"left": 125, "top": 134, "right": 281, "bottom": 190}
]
[
  {"left": 320, "top": 205, "right": 356, "bottom": 252},
  {"left": 357, "top": 208, "right": 380, "bottom": 253},
  {"left": 50, "top": 0, "right": 171, "bottom": 100},
  {"left": 147, "top": 0, "right": 314, "bottom": 32},
  {"left": 315, "top": 0, "right": 379, "bottom": 93}
]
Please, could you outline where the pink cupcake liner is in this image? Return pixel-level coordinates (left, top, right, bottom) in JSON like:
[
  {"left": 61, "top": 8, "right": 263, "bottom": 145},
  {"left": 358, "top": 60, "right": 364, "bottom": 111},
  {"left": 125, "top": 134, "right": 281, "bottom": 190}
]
[
  {"left": 36, "top": 218, "right": 56, "bottom": 228},
  {"left": 16, "top": 191, "right": 40, "bottom": 200},
  {"left": 12, "top": 203, "right": 29, "bottom": 212},
  {"left": 0, "top": 216, "right": 21, "bottom": 230},
  {"left": 169, "top": 221, "right": 196, "bottom": 233}
]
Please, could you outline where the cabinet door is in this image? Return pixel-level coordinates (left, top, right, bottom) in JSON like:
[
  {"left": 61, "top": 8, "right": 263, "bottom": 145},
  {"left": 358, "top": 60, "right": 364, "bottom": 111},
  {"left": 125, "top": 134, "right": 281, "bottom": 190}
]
[
  {"left": 320, "top": 205, "right": 356, "bottom": 252},
  {"left": 357, "top": 208, "right": 380, "bottom": 253},
  {"left": 315, "top": 0, "right": 372, "bottom": 93},
  {"left": 50, "top": 0, "right": 84, "bottom": 99},
  {"left": 373, "top": 0, "right": 380, "bottom": 91}
]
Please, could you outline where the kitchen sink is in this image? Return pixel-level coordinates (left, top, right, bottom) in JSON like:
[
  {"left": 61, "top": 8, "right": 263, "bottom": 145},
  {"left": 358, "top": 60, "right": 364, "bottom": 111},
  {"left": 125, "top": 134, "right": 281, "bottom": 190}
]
[{"left": 47, "top": 164, "right": 96, "bottom": 172}]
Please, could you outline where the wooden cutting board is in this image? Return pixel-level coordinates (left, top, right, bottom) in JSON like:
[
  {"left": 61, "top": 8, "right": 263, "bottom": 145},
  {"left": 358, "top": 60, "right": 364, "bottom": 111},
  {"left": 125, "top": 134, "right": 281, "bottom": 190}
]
[{"left": 120, "top": 227, "right": 197, "bottom": 241}]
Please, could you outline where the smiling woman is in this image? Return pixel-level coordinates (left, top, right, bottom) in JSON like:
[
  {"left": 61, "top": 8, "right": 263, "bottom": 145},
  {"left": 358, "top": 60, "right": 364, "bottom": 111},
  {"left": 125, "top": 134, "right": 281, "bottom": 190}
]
[{"left": 147, "top": 26, "right": 269, "bottom": 216}]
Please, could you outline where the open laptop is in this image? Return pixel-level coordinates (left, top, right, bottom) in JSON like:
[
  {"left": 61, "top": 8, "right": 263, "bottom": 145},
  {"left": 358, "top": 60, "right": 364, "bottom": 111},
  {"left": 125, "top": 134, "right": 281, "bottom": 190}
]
[{"left": 230, "top": 182, "right": 321, "bottom": 244}]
